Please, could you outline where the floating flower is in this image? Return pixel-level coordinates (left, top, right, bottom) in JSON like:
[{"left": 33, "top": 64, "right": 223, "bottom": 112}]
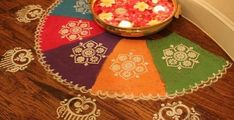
[
  {"left": 98, "top": 12, "right": 113, "bottom": 21},
  {"left": 152, "top": 0, "right": 159, "bottom": 4},
  {"left": 134, "top": 2, "right": 149, "bottom": 12},
  {"left": 100, "top": 0, "right": 115, "bottom": 7},
  {"left": 115, "top": 7, "right": 127, "bottom": 15},
  {"left": 118, "top": 20, "right": 133, "bottom": 28},
  {"left": 153, "top": 5, "right": 167, "bottom": 14}
]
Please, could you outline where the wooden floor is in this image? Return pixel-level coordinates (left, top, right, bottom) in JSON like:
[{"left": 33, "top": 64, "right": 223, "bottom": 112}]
[{"left": 0, "top": 0, "right": 234, "bottom": 120}]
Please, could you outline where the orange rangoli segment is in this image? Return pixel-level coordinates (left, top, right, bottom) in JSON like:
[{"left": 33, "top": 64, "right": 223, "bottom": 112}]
[{"left": 92, "top": 39, "right": 166, "bottom": 96}]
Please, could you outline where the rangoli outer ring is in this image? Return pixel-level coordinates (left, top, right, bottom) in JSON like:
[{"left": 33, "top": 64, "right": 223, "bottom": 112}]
[{"left": 34, "top": 0, "right": 232, "bottom": 101}]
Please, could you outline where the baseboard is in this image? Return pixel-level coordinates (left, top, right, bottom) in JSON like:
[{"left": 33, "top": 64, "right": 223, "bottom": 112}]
[{"left": 178, "top": 0, "right": 234, "bottom": 61}]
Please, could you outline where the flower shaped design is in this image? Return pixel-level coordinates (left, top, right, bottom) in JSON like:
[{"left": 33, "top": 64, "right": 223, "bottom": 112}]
[
  {"left": 152, "top": 0, "right": 159, "bottom": 4},
  {"left": 134, "top": 2, "right": 149, "bottom": 12},
  {"left": 98, "top": 12, "right": 113, "bottom": 21},
  {"left": 115, "top": 7, "right": 127, "bottom": 15},
  {"left": 162, "top": 44, "right": 200, "bottom": 70},
  {"left": 110, "top": 53, "right": 149, "bottom": 80},
  {"left": 14, "top": 53, "right": 27, "bottom": 62},
  {"left": 70, "top": 40, "right": 108, "bottom": 66},
  {"left": 74, "top": 0, "right": 91, "bottom": 14},
  {"left": 100, "top": 0, "right": 115, "bottom": 7},
  {"left": 59, "top": 20, "right": 93, "bottom": 41}
]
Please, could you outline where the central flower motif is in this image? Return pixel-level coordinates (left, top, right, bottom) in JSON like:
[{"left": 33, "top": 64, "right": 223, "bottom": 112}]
[
  {"left": 59, "top": 20, "right": 93, "bottom": 41},
  {"left": 162, "top": 44, "right": 200, "bottom": 70},
  {"left": 134, "top": 2, "right": 149, "bottom": 12},
  {"left": 115, "top": 7, "right": 128, "bottom": 15},
  {"left": 14, "top": 53, "right": 27, "bottom": 62},
  {"left": 98, "top": 12, "right": 113, "bottom": 21},
  {"left": 70, "top": 40, "right": 108, "bottom": 66},
  {"left": 110, "top": 53, "right": 148, "bottom": 80}
]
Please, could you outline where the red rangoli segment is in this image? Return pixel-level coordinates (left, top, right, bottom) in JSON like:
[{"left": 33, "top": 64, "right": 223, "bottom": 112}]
[
  {"left": 93, "top": 0, "right": 174, "bottom": 27},
  {"left": 40, "top": 15, "right": 105, "bottom": 52}
]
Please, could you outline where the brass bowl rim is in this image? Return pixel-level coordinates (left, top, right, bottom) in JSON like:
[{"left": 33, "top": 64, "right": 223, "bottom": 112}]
[{"left": 90, "top": 0, "right": 178, "bottom": 30}]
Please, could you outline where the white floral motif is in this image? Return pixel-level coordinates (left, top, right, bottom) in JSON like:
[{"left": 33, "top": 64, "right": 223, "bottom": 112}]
[
  {"left": 162, "top": 44, "right": 200, "bottom": 70},
  {"left": 74, "top": 0, "right": 91, "bottom": 14},
  {"left": 59, "top": 20, "right": 93, "bottom": 41},
  {"left": 110, "top": 53, "right": 149, "bottom": 80},
  {"left": 70, "top": 40, "right": 108, "bottom": 66}
]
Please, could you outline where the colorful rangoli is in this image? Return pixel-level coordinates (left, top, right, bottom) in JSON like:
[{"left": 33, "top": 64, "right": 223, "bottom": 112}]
[{"left": 35, "top": 0, "right": 232, "bottom": 101}]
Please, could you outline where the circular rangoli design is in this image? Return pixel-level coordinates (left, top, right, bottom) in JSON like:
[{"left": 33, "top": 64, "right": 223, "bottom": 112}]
[{"left": 35, "top": 0, "right": 232, "bottom": 101}]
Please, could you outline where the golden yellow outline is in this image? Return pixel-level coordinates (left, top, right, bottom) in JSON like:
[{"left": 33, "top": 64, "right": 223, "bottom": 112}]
[{"left": 34, "top": 0, "right": 233, "bottom": 101}]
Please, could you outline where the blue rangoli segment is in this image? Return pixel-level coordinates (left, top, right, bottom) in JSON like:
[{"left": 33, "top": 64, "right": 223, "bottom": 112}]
[{"left": 51, "top": 0, "right": 93, "bottom": 20}]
